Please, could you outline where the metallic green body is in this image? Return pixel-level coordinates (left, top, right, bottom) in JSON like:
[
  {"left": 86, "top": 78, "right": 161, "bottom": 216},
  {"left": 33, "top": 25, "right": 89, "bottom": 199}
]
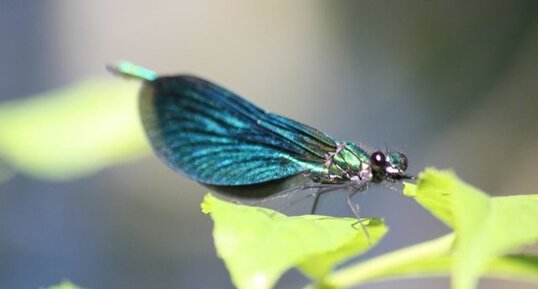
[
  {"left": 334, "top": 142, "right": 370, "bottom": 172},
  {"left": 111, "top": 62, "right": 410, "bottom": 195}
]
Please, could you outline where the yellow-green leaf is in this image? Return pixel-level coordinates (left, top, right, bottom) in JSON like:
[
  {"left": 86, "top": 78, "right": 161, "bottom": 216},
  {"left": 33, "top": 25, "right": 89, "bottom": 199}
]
[
  {"left": 403, "top": 169, "right": 455, "bottom": 228},
  {"left": 44, "top": 280, "right": 85, "bottom": 289},
  {"left": 322, "top": 233, "right": 538, "bottom": 289},
  {"left": 202, "top": 193, "right": 387, "bottom": 289},
  {"left": 298, "top": 218, "right": 387, "bottom": 281},
  {"left": 404, "top": 168, "right": 538, "bottom": 289},
  {"left": 453, "top": 191, "right": 538, "bottom": 289},
  {"left": 0, "top": 78, "right": 150, "bottom": 180}
]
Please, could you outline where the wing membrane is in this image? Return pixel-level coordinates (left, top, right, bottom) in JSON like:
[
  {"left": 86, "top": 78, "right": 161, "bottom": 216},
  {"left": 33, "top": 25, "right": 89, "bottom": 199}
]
[{"left": 140, "top": 75, "right": 337, "bottom": 185}]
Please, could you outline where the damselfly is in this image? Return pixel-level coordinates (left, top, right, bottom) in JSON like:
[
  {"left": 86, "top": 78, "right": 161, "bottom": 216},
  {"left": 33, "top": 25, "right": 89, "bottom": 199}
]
[{"left": 109, "top": 62, "right": 413, "bottom": 220}]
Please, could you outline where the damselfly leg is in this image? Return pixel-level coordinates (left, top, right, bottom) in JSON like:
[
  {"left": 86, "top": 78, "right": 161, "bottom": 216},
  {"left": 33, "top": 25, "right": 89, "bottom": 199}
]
[{"left": 347, "top": 189, "right": 371, "bottom": 244}]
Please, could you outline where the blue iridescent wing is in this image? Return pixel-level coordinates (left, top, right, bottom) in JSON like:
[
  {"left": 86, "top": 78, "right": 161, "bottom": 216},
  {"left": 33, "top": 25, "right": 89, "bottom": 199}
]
[{"left": 140, "top": 75, "right": 337, "bottom": 185}]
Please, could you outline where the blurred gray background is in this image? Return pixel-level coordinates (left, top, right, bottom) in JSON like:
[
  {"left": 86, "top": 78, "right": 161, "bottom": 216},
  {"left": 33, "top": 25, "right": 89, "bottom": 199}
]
[{"left": 1, "top": 1, "right": 537, "bottom": 288}]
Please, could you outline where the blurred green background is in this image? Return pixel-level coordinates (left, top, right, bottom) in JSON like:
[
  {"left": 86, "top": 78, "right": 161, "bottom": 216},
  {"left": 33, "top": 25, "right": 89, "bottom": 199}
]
[{"left": 1, "top": 1, "right": 537, "bottom": 288}]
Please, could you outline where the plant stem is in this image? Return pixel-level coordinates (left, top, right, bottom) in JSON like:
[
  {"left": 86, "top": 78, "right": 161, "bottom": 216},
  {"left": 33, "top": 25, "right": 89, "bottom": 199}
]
[{"left": 321, "top": 233, "right": 455, "bottom": 288}]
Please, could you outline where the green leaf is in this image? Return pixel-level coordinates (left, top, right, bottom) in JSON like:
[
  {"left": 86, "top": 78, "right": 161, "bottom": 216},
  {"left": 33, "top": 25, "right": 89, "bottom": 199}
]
[
  {"left": 44, "top": 280, "right": 85, "bottom": 289},
  {"left": 487, "top": 255, "right": 538, "bottom": 283},
  {"left": 324, "top": 233, "right": 455, "bottom": 288},
  {"left": 454, "top": 193, "right": 538, "bottom": 289},
  {"left": 0, "top": 78, "right": 150, "bottom": 180},
  {"left": 403, "top": 168, "right": 538, "bottom": 289},
  {"left": 202, "top": 193, "right": 387, "bottom": 289},
  {"left": 298, "top": 217, "right": 387, "bottom": 280},
  {"left": 403, "top": 169, "right": 455, "bottom": 228},
  {"left": 321, "top": 233, "right": 538, "bottom": 289},
  {"left": 374, "top": 255, "right": 538, "bottom": 285}
]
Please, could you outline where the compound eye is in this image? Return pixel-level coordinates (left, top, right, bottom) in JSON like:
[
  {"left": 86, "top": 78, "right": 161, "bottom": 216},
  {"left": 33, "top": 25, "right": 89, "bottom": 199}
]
[{"left": 370, "top": 151, "right": 387, "bottom": 171}]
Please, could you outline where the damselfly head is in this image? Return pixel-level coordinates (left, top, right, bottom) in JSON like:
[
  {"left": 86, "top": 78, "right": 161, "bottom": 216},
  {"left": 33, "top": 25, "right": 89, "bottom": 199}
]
[{"left": 370, "top": 150, "right": 411, "bottom": 182}]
